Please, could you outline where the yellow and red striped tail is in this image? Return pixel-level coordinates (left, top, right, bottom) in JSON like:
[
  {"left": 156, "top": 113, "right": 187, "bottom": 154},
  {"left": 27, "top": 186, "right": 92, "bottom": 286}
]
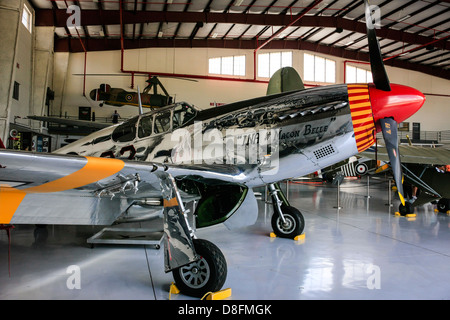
[{"left": 347, "top": 84, "right": 376, "bottom": 152}]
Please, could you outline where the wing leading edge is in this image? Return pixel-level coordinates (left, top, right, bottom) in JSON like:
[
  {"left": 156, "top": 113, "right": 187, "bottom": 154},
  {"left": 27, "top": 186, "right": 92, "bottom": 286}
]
[{"left": 0, "top": 150, "right": 166, "bottom": 224}]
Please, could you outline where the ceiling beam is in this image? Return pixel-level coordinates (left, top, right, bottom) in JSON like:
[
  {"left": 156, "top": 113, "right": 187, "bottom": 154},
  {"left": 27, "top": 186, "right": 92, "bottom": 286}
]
[
  {"left": 36, "top": 9, "right": 450, "bottom": 51},
  {"left": 54, "top": 37, "right": 450, "bottom": 80}
]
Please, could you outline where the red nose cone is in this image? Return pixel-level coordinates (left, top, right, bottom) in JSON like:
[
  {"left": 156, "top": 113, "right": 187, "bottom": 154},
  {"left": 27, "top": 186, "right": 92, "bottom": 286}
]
[{"left": 369, "top": 84, "right": 425, "bottom": 131}]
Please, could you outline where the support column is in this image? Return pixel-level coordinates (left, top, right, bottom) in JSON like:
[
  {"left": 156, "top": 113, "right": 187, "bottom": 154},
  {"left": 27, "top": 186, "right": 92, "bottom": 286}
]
[
  {"left": 52, "top": 52, "right": 70, "bottom": 117},
  {"left": 31, "top": 26, "right": 55, "bottom": 131},
  {"left": 0, "top": 1, "right": 21, "bottom": 142}
]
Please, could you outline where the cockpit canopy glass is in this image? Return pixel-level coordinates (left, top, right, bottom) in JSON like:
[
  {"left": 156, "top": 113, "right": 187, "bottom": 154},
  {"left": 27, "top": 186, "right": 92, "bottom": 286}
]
[
  {"left": 112, "top": 102, "right": 197, "bottom": 142},
  {"left": 111, "top": 116, "right": 138, "bottom": 142}
]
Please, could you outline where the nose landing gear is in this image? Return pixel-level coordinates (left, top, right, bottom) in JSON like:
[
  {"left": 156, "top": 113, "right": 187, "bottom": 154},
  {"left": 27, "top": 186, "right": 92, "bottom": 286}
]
[{"left": 268, "top": 183, "right": 305, "bottom": 239}]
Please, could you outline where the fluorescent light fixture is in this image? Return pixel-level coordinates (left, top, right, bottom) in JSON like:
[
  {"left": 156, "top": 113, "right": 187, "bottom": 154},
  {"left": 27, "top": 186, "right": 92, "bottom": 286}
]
[
  {"left": 235, "top": 0, "right": 244, "bottom": 6},
  {"left": 398, "top": 15, "right": 411, "bottom": 22}
]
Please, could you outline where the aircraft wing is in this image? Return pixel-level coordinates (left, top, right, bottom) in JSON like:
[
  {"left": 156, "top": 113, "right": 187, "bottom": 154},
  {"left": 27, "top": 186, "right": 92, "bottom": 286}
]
[
  {"left": 361, "top": 145, "right": 450, "bottom": 165},
  {"left": 0, "top": 149, "right": 247, "bottom": 226},
  {"left": 0, "top": 150, "right": 164, "bottom": 225},
  {"left": 27, "top": 115, "right": 111, "bottom": 130},
  {"left": 0, "top": 149, "right": 255, "bottom": 272}
]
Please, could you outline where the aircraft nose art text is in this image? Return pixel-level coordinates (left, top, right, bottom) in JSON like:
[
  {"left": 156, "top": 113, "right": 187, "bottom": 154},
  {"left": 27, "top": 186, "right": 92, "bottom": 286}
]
[{"left": 347, "top": 84, "right": 376, "bottom": 153}]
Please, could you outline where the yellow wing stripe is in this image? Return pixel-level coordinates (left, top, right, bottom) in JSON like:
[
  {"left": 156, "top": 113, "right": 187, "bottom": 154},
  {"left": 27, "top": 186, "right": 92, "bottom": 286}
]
[
  {"left": 0, "top": 187, "right": 26, "bottom": 224},
  {"left": 24, "top": 157, "right": 125, "bottom": 194},
  {"left": 0, "top": 157, "right": 125, "bottom": 223}
]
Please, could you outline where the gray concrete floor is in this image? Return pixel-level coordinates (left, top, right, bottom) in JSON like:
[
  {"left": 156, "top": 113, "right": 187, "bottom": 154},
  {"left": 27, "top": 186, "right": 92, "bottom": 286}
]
[{"left": 1, "top": 176, "right": 449, "bottom": 300}]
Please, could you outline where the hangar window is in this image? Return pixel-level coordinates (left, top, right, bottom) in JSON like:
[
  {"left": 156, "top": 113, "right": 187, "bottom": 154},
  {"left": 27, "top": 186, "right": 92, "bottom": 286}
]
[
  {"left": 22, "top": 4, "right": 32, "bottom": 33},
  {"left": 345, "top": 65, "right": 373, "bottom": 83},
  {"left": 258, "top": 51, "right": 292, "bottom": 78},
  {"left": 209, "top": 55, "right": 245, "bottom": 76},
  {"left": 304, "top": 53, "right": 335, "bottom": 83}
]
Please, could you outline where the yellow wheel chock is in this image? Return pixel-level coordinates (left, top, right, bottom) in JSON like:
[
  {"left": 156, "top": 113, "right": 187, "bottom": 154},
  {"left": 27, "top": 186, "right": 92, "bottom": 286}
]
[
  {"left": 169, "top": 282, "right": 232, "bottom": 300},
  {"left": 270, "top": 232, "right": 305, "bottom": 241}
]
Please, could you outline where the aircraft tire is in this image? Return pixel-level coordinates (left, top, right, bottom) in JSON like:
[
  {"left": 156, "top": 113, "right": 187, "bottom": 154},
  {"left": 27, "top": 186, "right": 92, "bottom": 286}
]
[
  {"left": 398, "top": 202, "right": 413, "bottom": 216},
  {"left": 271, "top": 206, "right": 305, "bottom": 239},
  {"left": 437, "top": 198, "right": 450, "bottom": 213},
  {"left": 172, "top": 239, "right": 227, "bottom": 298}
]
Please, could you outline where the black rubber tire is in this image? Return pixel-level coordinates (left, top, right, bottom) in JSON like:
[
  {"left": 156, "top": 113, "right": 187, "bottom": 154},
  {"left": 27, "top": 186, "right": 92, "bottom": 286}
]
[
  {"left": 271, "top": 206, "right": 305, "bottom": 239},
  {"left": 172, "top": 239, "right": 227, "bottom": 298},
  {"left": 398, "top": 202, "right": 413, "bottom": 216},
  {"left": 437, "top": 198, "right": 450, "bottom": 213}
]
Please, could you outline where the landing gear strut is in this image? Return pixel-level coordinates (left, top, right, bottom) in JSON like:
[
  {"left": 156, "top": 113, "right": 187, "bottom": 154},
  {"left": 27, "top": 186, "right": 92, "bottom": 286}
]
[
  {"left": 160, "top": 173, "right": 227, "bottom": 298},
  {"left": 268, "top": 183, "right": 305, "bottom": 239}
]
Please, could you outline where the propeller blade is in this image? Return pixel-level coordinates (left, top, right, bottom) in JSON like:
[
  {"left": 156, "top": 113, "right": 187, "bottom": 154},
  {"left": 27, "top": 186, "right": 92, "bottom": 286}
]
[
  {"left": 379, "top": 117, "right": 405, "bottom": 206},
  {"left": 364, "top": 0, "right": 391, "bottom": 91}
]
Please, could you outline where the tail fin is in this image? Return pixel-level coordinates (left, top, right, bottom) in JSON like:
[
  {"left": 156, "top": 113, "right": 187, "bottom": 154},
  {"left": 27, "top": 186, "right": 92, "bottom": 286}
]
[{"left": 266, "top": 67, "right": 304, "bottom": 95}]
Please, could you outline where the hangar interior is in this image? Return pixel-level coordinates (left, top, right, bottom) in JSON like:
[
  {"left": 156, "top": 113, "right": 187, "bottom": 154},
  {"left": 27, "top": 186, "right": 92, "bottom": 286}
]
[{"left": 0, "top": 0, "right": 450, "bottom": 300}]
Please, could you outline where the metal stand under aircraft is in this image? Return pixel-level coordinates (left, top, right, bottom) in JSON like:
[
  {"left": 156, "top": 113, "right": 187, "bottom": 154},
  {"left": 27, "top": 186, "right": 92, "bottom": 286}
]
[{"left": 87, "top": 227, "right": 163, "bottom": 249}]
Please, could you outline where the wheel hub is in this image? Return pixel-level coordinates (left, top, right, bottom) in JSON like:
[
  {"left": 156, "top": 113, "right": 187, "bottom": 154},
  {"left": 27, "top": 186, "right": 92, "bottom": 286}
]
[
  {"left": 179, "top": 258, "right": 211, "bottom": 289},
  {"left": 278, "top": 215, "right": 296, "bottom": 234}
]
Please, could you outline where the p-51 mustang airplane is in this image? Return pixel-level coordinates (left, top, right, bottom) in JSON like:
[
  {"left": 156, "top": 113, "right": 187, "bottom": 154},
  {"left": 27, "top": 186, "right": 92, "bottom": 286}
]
[{"left": 0, "top": 1, "right": 426, "bottom": 297}]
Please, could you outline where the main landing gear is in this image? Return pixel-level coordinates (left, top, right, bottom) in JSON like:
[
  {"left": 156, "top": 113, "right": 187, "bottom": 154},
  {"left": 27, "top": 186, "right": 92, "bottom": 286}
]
[
  {"left": 160, "top": 174, "right": 227, "bottom": 298},
  {"left": 398, "top": 202, "right": 413, "bottom": 216},
  {"left": 436, "top": 198, "right": 450, "bottom": 214},
  {"left": 398, "top": 198, "right": 450, "bottom": 216},
  {"left": 172, "top": 238, "right": 227, "bottom": 298},
  {"left": 268, "top": 183, "right": 305, "bottom": 239}
]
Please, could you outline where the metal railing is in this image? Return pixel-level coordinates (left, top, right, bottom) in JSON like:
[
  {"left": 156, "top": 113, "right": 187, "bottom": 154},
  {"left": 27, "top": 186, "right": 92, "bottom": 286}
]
[{"left": 376, "top": 130, "right": 450, "bottom": 144}]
